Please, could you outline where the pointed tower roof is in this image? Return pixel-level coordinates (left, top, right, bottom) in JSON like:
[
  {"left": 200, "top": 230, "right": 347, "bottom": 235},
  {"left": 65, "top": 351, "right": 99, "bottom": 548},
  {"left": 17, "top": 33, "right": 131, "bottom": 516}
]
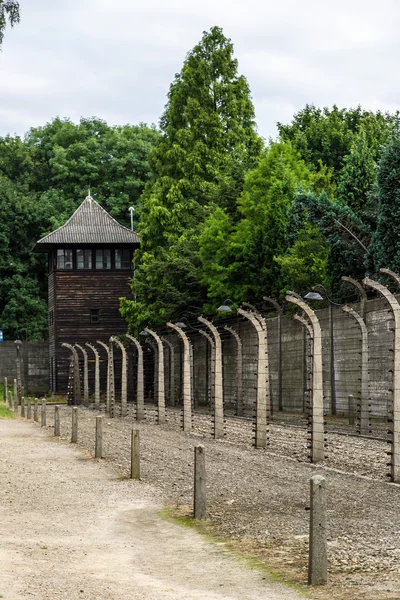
[{"left": 34, "top": 195, "right": 140, "bottom": 252}]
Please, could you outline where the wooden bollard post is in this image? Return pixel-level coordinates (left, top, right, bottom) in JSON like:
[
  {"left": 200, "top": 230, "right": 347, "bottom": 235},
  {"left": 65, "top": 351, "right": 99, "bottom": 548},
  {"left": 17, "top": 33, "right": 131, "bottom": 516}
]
[
  {"left": 95, "top": 416, "right": 103, "bottom": 458},
  {"left": 27, "top": 397, "right": 32, "bottom": 420},
  {"left": 8, "top": 390, "right": 12, "bottom": 408},
  {"left": 130, "top": 429, "right": 140, "bottom": 480},
  {"left": 308, "top": 475, "right": 327, "bottom": 585},
  {"left": 21, "top": 397, "right": 25, "bottom": 418},
  {"left": 194, "top": 445, "right": 206, "bottom": 520},
  {"left": 71, "top": 407, "right": 78, "bottom": 443},
  {"left": 34, "top": 398, "right": 39, "bottom": 422},
  {"left": 348, "top": 394, "right": 355, "bottom": 426},
  {"left": 54, "top": 406, "right": 60, "bottom": 436},
  {"left": 41, "top": 399, "right": 47, "bottom": 427}
]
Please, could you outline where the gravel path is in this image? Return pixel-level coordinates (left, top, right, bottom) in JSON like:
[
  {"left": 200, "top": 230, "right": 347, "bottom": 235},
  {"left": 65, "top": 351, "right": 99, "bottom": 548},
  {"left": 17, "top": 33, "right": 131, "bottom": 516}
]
[
  {"left": 0, "top": 417, "right": 303, "bottom": 600},
  {"left": 5, "top": 403, "right": 400, "bottom": 600}
]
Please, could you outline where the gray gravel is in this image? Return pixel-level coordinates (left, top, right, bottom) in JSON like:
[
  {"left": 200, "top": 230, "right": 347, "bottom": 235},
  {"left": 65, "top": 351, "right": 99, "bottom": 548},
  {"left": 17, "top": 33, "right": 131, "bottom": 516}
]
[{"left": 21, "top": 403, "right": 400, "bottom": 599}]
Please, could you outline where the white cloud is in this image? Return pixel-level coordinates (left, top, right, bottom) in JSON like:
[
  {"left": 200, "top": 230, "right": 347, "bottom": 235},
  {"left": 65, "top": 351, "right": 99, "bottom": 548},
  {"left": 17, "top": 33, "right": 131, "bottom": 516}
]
[{"left": 1, "top": 0, "right": 400, "bottom": 138}]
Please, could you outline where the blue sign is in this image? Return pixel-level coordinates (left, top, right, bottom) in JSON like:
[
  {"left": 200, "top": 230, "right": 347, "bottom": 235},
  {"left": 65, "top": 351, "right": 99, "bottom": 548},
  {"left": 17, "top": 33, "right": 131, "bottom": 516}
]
[{"left": 0, "top": 330, "right": 3, "bottom": 342}]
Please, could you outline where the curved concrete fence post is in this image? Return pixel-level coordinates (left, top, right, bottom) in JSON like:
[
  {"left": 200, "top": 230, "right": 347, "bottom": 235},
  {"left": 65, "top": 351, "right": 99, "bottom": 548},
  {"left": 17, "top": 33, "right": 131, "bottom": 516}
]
[
  {"left": 285, "top": 292, "right": 324, "bottom": 463},
  {"left": 107, "top": 338, "right": 115, "bottom": 417},
  {"left": 263, "top": 296, "right": 283, "bottom": 412},
  {"left": 167, "top": 322, "right": 192, "bottom": 432},
  {"left": 294, "top": 313, "right": 314, "bottom": 419},
  {"left": 342, "top": 305, "right": 369, "bottom": 435},
  {"left": 75, "top": 344, "right": 89, "bottom": 407},
  {"left": 61, "top": 343, "right": 81, "bottom": 405},
  {"left": 364, "top": 273, "right": 400, "bottom": 483},
  {"left": 161, "top": 337, "right": 175, "bottom": 406},
  {"left": 237, "top": 308, "right": 268, "bottom": 449},
  {"left": 341, "top": 275, "right": 368, "bottom": 321},
  {"left": 199, "top": 329, "right": 215, "bottom": 412},
  {"left": 85, "top": 343, "right": 100, "bottom": 410},
  {"left": 145, "top": 328, "right": 165, "bottom": 424},
  {"left": 126, "top": 334, "right": 145, "bottom": 421},
  {"left": 110, "top": 337, "right": 128, "bottom": 418},
  {"left": 242, "top": 303, "right": 271, "bottom": 420},
  {"left": 198, "top": 317, "right": 223, "bottom": 439},
  {"left": 224, "top": 326, "right": 243, "bottom": 417},
  {"left": 96, "top": 341, "right": 111, "bottom": 414}
]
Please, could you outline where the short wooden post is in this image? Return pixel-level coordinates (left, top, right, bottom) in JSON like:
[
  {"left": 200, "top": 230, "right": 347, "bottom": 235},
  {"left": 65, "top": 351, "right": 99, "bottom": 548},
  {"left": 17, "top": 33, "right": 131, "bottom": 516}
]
[
  {"left": 130, "top": 429, "right": 140, "bottom": 480},
  {"left": 8, "top": 390, "right": 12, "bottom": 408},
  {"left": 308, "top": 475, "right": 327, "bottom": 585},
  {"left": 95, "top": 416, "right": 103, "bottom": 458},
  {"left": 194, "top": 445, "right": 206, "bottom": 520},
  {"left": 40, "top": 399, "right": 46, "bottom": 427},
  {"left": 27, "top": 397, "right": 32, "bottom": 420},
  {"left": 71, "top": 407, "right": 78, "bottom": 443},
  {"left": 348, "top": 394, "right": 355, "bottom": 426},
  {"left": 21, "top": 396, "right": 25, "bottom": 418},
  {"left": 54, "top": 406, "right": 60, "bottom": 436},
  {"left": 34, "top": 398, "right": 39, "bottom": 422}
]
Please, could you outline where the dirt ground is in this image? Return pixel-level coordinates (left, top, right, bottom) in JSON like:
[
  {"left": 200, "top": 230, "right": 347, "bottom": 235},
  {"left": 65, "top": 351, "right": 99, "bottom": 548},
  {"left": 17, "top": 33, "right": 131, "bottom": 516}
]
[
  {"left": 0, "top": 418, "right": 304, "bottom": 600},
  {"left": 3, "top": 403, "right": 400, "bottom": 600}
]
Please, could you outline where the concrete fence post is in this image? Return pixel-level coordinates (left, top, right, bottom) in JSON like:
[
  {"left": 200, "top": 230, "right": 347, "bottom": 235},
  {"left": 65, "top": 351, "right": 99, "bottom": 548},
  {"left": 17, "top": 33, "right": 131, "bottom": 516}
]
[
  {"left": 96, "top": 341, "right": 111, "bottom": 413},
  {"left": 161, "top": 337, "right": 176, "bottom": 406},
  {"left": 167, "top": 323, "right": 192, "bottom": 432},
  {"left": 198, "top": 317, "right": 224, "bottom": 440},
  {"left": 286, "top": 292, "right": 324, "bottom": 463},
  {"left": 308, "top": 474, "right": 327, "bottom": 586},
  {"left": 126, "top": 334, "right": 145, "bottom": 421},
  {"left": 75, "top": 344, "right": 89, "bottom": 407},
  {"left": 27, "top": 397, "right": 32, "bottom": 419},
  {"left": 86, "top": 343, "right": 100, "bottom": 410},
  {"left": 3, "top": 376, "right": 7, "bottom": 401},
  {"left": 54, "top": 405, "right": 60, "bottom": 436},
  {"left": 194, "top": 445, "right": 206, "bottom": 520},
  {"left": 237, "top": 308, "right": 269, "bottom": 449},
  {"left": 342, "top": 305, "right": 369, "bottom": 434},
  {"left": 95, "top": 416, "right": 103, "bottom": 458},
  {"left": 145, "top": 328, "right": 166, "bottom": 424},
  {"left": 61, "top": 343, "right": 81, "bottom": 405},
  {"left": 263, "top": 296, "right": 284, "bottom": 413},
  {"left": 8, "top": 390, "right": 12, "bottom": 408},
  {"left": 199, "top": 329, "right": 215, "bottom": 411},
  {"left": 224, "top": 326, "right": 243, "bottom": 417},
  {"left": 13, "top": 379, "right": 18, "bottom": 410},
  {"left": 40, "top": 399, "right": 46, "bottom": 427},
  {"left": 21, "top": 396, "right": 25, "bottom": 418},
  {"left": 110, "top": 337, "right": 128, "bottom": 418},
  {"left": 71, "top": 407, "right": 78, "bottom": 443},
  {"left": 364, "top": 271, "right": 400, "bottom": 482},
  {"left": 34, "top": 398, "right": 38, "bottom": 422},
  {"left": 348, "top": 394, "right": 355, "bottom": 426},
  {"left": 131, "top": 429, "right": 140, "bottom": 480}
]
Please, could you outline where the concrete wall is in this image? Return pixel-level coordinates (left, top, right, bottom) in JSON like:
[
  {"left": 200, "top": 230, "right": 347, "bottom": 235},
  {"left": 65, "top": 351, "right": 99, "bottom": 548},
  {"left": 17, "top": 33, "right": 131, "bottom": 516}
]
[{"left": 0, "top": 341, "right": 49, "bottom": 394}]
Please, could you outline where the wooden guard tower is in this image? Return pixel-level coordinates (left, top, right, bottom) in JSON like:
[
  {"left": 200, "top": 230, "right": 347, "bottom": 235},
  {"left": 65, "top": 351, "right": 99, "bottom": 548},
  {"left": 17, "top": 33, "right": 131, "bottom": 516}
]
[{"left": 34, "top": 194, "right": 140, "bottom": 392}]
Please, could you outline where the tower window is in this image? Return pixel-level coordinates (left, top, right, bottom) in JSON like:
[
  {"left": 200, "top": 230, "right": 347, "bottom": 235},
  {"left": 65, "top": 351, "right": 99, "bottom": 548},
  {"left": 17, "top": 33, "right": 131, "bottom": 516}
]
[
  {"left": 57, "top": 249, "right": 73, "bottom": 269},
  {"left": 95, "top": 249, "right": 111, "bottom": 269},
  {"left": 77, "top": 249, "right": 92, "bottom": 269},
  {"left": 90, "top": 309, "right": 100, "bottom": 323},
  {"left": 115, "top": 249, "right": 131, "bottom": 269}
]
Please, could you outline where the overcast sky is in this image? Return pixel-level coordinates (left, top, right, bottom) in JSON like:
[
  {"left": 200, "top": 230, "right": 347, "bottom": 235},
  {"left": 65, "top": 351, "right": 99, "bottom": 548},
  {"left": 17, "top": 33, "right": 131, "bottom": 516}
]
[{"left": 1, "top": 0, "right": 400, "bottom": 141}]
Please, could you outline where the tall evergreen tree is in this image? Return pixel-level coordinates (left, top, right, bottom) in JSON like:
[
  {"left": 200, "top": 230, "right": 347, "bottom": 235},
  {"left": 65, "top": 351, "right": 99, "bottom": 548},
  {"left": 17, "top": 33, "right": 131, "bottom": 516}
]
[
  {"left": 369, "top": 134, "right": 400, "bottom": 273},
  {"left": 122, "top": 26, "right": 263, "bottom": 329}
]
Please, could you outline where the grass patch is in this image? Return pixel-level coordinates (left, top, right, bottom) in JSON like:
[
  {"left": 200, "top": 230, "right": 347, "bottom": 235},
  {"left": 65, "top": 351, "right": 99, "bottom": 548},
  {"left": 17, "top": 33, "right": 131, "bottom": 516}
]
[
  {"left": 0, "top": 403, "right": 15, "bottom": 419},
  {"left": 160, "top": 506, "right": 311, "bottom": 598}
]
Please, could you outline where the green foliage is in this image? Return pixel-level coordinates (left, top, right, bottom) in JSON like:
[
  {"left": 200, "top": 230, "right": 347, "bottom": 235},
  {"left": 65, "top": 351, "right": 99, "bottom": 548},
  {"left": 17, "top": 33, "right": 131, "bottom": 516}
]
[
  {"left": 278, "top": 104, "right": 394, "bottom": 178},
  {"left": 123, "top": 26, "right": 262, "bottom": 329},
  {"left": 199, "top": 142, "right": 330, "bottom": 306},
  {"left": 274, "top": 223, "right": 328, "bottom": 296},
  {"left": 0, "top": 0, "right": 20, "bottom": 46},
  {"left": 0, "top": 118, "right": 159, "bottom": 338},
  {"left": 368, "top": 133, "right": 400, "bottom": 273},
  {"left": 337, "top": 129, "right": 377, "bottom": 228}
]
